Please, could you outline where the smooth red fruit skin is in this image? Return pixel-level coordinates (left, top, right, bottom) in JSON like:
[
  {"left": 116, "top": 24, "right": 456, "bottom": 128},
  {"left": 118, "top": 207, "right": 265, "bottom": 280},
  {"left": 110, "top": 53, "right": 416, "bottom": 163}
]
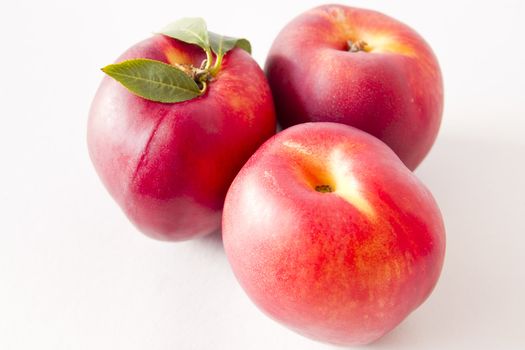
[
  {"left": 222, "top": 122, "right": 445, "bottom": 345},
  {"left": 265, "top": 5, "right": 443, "bottom": 170},
  {"left": 88, "top": 35, "right": 276, "bottom": 241}
]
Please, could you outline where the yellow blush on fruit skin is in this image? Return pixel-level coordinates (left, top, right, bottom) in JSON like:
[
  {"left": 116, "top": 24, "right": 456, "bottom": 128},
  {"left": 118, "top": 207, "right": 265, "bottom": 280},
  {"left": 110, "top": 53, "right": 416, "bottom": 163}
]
[
  {"left": 164, "top": 45, "right": 193, "bottom": 66},
  {"left": 329, "top": 148, "right": 375, "bottom": 218}
]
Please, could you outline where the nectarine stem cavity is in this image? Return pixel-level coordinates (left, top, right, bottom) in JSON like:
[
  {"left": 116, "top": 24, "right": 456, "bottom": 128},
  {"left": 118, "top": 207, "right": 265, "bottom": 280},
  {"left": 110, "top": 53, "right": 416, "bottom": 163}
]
[
  {"left": 172, "top": 62, "right": 211, "bottom": 91},
  {"left": 315, "top": 184, "right": 334, "bottom": 193},
  {"left": 347, "top": 40, "right": 369, "bottom": 53}
]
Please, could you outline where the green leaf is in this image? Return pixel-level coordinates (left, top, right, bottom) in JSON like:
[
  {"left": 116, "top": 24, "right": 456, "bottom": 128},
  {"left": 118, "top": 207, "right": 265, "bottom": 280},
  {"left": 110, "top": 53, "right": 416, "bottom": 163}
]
[
  {"left": 101, "top": 59, "right": 201, "bottom": 103},
  {"left": 158, "top": 18, "right": 210, "bottom": 51},
  {"left": 209, "top": 31, "right": 252, "bottom": 56}
]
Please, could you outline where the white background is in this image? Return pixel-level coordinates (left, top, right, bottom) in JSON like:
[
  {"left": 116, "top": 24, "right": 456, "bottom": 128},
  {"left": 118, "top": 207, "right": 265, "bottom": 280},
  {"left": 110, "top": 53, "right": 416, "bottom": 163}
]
[{"left": 1, "top": 0, "right": 524, "bottom": 349}]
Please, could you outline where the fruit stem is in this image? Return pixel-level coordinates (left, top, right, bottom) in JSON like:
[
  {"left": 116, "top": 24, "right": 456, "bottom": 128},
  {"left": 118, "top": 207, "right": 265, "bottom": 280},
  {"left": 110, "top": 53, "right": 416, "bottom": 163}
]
[
  {"left": 199, "top": 81, "right": 207, "bottom": 94},
  {"left": 347, "top": 40, "right": 369, "bottom": 53},
  {"left": 204, "top": 48, "right": 213, "bottom": 70},
  {"left": 315, "top": 184, "right": 334, "bottom": 193},
  {"left": 173, "top": 48, "right": 222, "bottom": 94},
  {"left": 209, "top": 53, "right": 223, "bottom": 77},
  {"left": 172, "top": 62, "right": 211, "bottom": 92}
]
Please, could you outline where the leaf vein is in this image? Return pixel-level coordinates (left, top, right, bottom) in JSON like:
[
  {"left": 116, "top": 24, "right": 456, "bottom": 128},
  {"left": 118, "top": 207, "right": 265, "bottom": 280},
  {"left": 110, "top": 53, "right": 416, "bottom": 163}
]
[{"left": 108, "top": 71, "right": 198, "bottom": 93}]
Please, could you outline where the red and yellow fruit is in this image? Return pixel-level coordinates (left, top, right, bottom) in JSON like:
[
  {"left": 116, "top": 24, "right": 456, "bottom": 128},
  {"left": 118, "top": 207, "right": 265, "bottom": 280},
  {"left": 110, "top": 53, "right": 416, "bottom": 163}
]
[
  {"left": 266, "top": 5, "right": 443, "bottom": 169},
  {"left": 88, "top": 34, "right": 276, "bottom": 240},
  {"left": 223, "top": 122, "right": 445, "bottom": 345}
]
